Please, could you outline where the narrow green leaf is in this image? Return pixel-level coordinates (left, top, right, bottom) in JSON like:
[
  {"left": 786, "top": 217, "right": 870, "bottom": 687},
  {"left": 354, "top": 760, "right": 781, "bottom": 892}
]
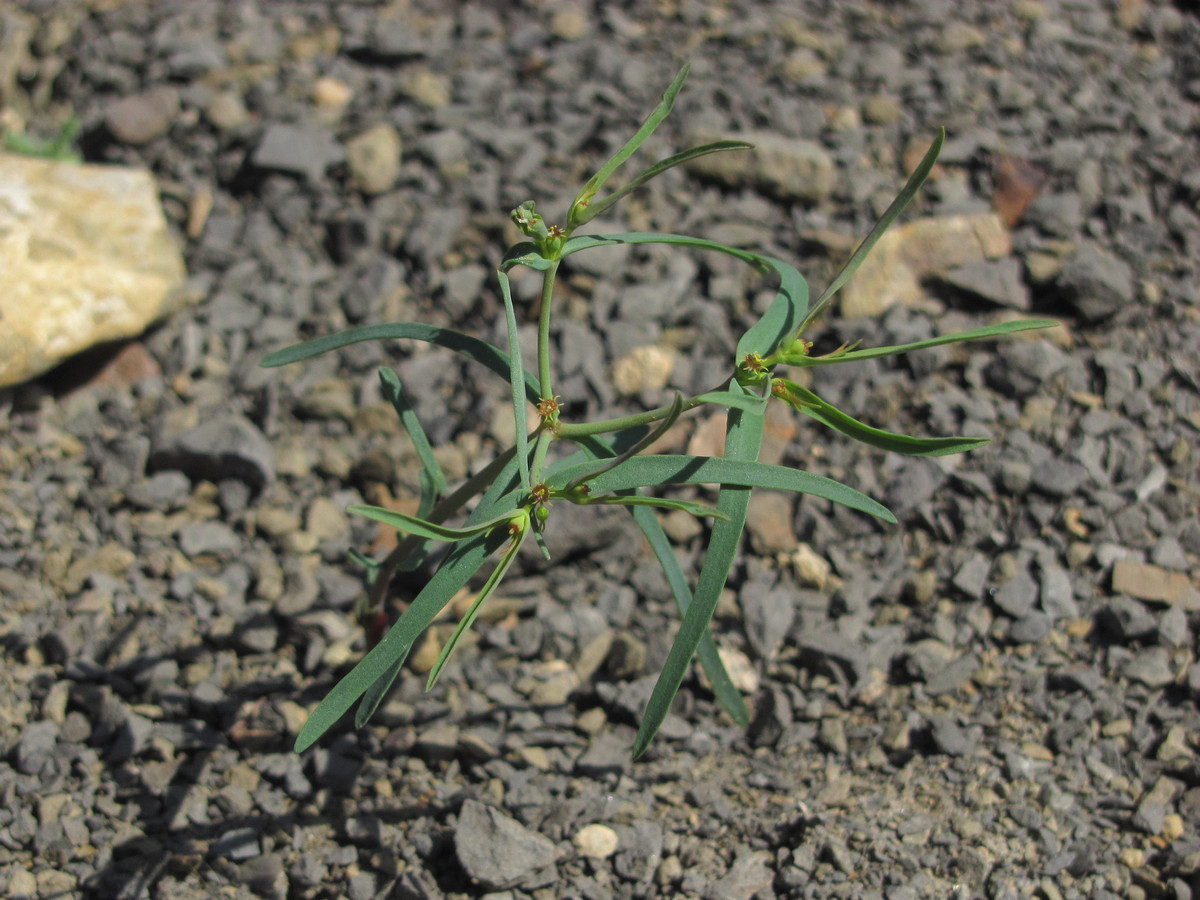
[
  {"left": 735, "top": 255, "right": 810, "bottom": 361},
  {"left": 572, "top": 430, "right": 750, "bottom": 726},
  {"left": 350, "top": 457, "right": 524, "bottom": 730},
  {"left": 347, "top": 548, "right": 381, "bottom": 582},
  {"left": 500, "top": 242, "right": 555, "bottom": 273},
  {"left": 347, "top": 505, "right": 519, "bottom": 542},
  {"left": 355, "top": 655, "right": 404, "bottom": 728},
  {"left": 799, "top": 128, "right": 945, "bottom": 332},
  {"left": 549, "top": 455, "right": 897, "bottom": 523},
  {"left": 379, "top": 367, "right": 447, "bottom": 499},
  {"left": 497, "top": 269, "right": 532, "bottom": 490},
  {"left": 544, "top": 426, "right": 653, "bottom": 482},
  {"left": 575, "top": 493, "right": 728, "bottom": 519},
  {"left": 427, "top": 516, "right": 529, "bottom": 689},
  {"left": 634, "top": 385, "right": 764, "bottom": 758},
  {"left": 532, "top": 526, "right": 551, "bottom": 561},
  {"left": 774, "top": 380, "right": 989, "bottom": 457},
  {"left": 628, "top": 504, "right": 751, "bottom": 727},
  {"left": 692, "top": 389, "right": 770, "bottom": 412},
  {"left": 791, "top": 319, "right": 1062, "bottom": 367},
  {"left": 260, "top": 322, "right": 544, "bottom": 405},
  {"left": 564, "top": 393, "right": 683, "bottom": 490},
  {"left": 568, "top": 63, "right": 691, "bottom": 230},
  {"left": 416, "top": 469, "right": 438, "bottom": 519},
  {"left": 561, "top": 234, "right": 622, "bottom": 257},
  {"left": 295, "top": 529, "right": 502, "bottom": 753},
  {"left": 571, "top": 140, "right": 753, "bottom": 228}
]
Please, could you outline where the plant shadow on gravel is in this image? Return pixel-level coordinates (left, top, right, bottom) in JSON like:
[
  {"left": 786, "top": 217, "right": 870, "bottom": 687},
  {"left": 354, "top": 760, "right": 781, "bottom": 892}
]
[{"left": 75, "top": 638, "right": 591, "bottom": 899}]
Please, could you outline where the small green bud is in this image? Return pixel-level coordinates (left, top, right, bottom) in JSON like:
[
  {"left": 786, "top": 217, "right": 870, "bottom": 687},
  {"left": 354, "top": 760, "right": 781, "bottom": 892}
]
[
  {"left": 535, "top": 505, "right": 549, "bottom": 523},
  {"left": 511, "top": 201, "right": 547, "bottom": 239}
]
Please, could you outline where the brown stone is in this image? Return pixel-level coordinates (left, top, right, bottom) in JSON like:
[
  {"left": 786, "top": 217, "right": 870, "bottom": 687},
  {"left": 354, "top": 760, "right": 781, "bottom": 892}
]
[{"left": 993, "top": 155, "right": 1047, "bottom": 227}]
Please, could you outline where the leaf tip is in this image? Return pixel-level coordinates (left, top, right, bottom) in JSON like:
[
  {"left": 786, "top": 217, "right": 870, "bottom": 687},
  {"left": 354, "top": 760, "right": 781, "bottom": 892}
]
[
  {"left": 631, "top": 733, "right": 652, "bottom": 761},
  {"left": 293, "top": 729, "right": 315, "bottom": 755}
]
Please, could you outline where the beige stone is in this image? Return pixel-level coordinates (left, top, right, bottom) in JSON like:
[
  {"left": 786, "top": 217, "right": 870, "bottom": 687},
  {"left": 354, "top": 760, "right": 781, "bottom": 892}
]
[
  {"left": 0, "top": 154, "right": 186, "bottom": 387},
  {"left": 1112, "top": 559, "right": 1200, "bottom": 611},
  {"left": 840, "top": 212, "right": 1012, "bottom": 319},
  {"left": 792, "top": 542, "right": 832, "bottom": 589},
  {"left": 551, "top": 4, "right": 589, "bottom": 40},
  {"left": 687, "top": 131, "right": 836, "bottom": 203},
  {"left": 746, "top": 491, "right": 795, "bottom": 555},
  {"left": 716, "top": 645, "right": 759, "bottom": 694},
  {"left": 574, "top": 824, "right": 619, "bottom": 859},
  {"left": 611, "top": 344, "right": 675, "bottom": 395},
  {"left": 687, "top": 411, "right": 728, "bottom": 458},
  {"left": 400, "top": 68, "right": 451, "bottom": 108},
  {"left": 346, "top": 124, "right": 402, "bottom": 195}
]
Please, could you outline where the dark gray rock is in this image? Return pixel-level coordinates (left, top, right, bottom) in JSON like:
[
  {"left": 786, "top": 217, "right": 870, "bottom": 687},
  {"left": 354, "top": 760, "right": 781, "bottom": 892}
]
[
  {"left": 993, "top": 569, "right": 1039, "bottom": 619},
  {"left": 454, "top": 799, "right": 562, "bottom": 890},
  {"left": 953, "top": 554, "right": 991, "bottom": 600},
  {"left": 1030, "top": 460, "right": 1091, "bottom": 498},
  {"left": 903, "top": 639, "right": 959, "bottom": 683},
  {"left": 704, "top": 849, "right": 774, "bottom": 900},
  {"left": 886, "top": 457, "right": 949, "bottom": 513},
  {"left": 941, "top": 258, "right": 1030, "bottom": 309},
  {"left": 126, "top": 470, "right": 192, "bottom": 511},
  {"left": 252, "top": 123, "right": 344, "bottom": 181},
  {"left": 1026, "top": 192, "right": 1085, "bottom": 236},
  {"left": 613, "top": 820, "right": 664, "bottom": 883},
  {"left": 1047, "top": 666, "right": 1104, "bottom": 693},
  {"left": 1158, "top": 605, "right": 1190, "bottom": 648},
  {"left": 1097, "top": 596, "right": 1157, "bottom": 643},
  {"left": 747, "top": 686, "right": 792, "bottom": 749},
  {"left": 925, "top": 651, "right": 981, "bottom": 696},
  {"left": 108, "top": 709, "right": 154, "bottom": 762},
  {"left": 212, "top": 826, "right": 261, "bottom": 861},
  {"left": 739, "top": 581, "right": 796, "bottom": 661},
  {"left": 151, "top": 415, "right": 275, "bottom": 492},
  {"left": 982, "top": 340, "right": 1072, "bottom": 398},
  {"left": 1057, "top": 242, "right": 1136, "bottom": 322},
  {"left": 104, "top": 86, "right": 179, "bottom": 144},
  {"left": 574, "top": 731, "right": 630, "bottom": 777},
  {"left": 179, "top": 520, "right": 242, "bottom": 557},
  {"left": 236, "top": 854, "right": 288, "bottom": 900},
  {"left": 233, "top": 610, "right": 279, "bottom": 654},
  {"left": 441, "top": 264, "right": 488, "bottom": 319},
  {"left": 347, "top": 871, "right": 377, "bottom": 900},
  {"left": 1037, "top": 559, "right": 1078, "bottom": 620},
  {"left": 929, "top": 714, "right": 976, "bottom": 756},
  {"left": 1124, "top": 647, "right": 1174, "bottom": 687},
  {"left": 15, "top": 720, "right": 58, "bottom": 774},
  {"left": 1008, "top": 611, "right": 1053, "bottom": 644}
]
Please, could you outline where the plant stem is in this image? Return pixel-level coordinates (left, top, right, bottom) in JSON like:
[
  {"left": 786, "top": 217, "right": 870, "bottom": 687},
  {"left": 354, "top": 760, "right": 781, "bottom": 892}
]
[
  {"left": 530, "top": 427, "right": 553, "bottom": 485},
  {"left": 557, "top": 386, "right": 729, "bottom": 439},
  {"left": 536, "top": 260, "right": 560, "bottom": 402},
  {"left": 528, "top": 259, "right": 561, "bottom": 486}
]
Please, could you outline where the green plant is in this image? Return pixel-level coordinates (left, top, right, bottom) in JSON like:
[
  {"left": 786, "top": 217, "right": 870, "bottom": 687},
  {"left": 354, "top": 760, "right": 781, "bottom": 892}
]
[
  {"left": 3, "top": 116, "right": 82, "bottom": 162},
  {"left": 262, "top": 63, "right": 1056, "bottom": 760}
]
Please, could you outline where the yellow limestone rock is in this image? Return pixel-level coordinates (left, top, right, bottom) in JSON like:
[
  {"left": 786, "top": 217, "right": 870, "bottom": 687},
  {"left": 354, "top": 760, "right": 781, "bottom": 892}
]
[
  {"left": 840, "top": 211, "right": 1012, "bottom": 319},
  {"left": 0, "top": 153, "right": 186, "bottom": 387}
]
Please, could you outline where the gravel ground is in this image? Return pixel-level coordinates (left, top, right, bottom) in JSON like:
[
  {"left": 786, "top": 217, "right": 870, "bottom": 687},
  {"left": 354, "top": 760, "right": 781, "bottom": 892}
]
[{"left": 2, "top": 2, "right": 1199, "bottom": 899}]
